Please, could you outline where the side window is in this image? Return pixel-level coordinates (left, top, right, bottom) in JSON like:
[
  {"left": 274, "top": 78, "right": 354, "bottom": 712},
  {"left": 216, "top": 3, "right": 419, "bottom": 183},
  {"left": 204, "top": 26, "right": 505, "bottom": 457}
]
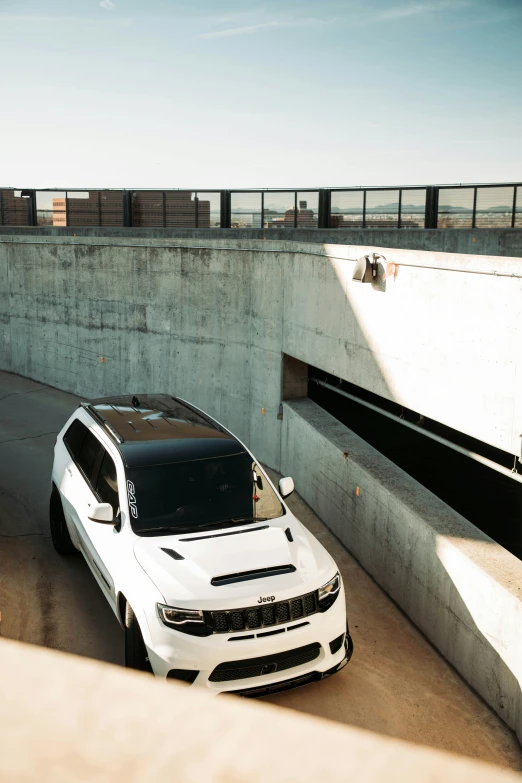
[
  {"left": 63, "top": 419, "right": 88, "bottom": 461},
  {"left": 77, "top": 430, "right": 102, "bottom": 485},
  {"left": 95, "top": 450, "right": 120, "bottom": 516}
]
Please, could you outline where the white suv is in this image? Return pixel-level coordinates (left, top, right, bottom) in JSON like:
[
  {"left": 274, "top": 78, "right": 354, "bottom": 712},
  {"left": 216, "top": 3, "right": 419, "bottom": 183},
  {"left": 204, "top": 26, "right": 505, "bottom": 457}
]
[{"left": 50, "top": 394, "right": 352, "bottom": 696}]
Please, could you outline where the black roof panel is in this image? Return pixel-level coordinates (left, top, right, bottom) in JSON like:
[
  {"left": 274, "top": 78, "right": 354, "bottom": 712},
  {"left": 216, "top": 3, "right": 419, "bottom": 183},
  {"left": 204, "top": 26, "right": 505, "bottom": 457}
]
[{"left": 82, "top": 394, "right": 242, "bottom": 467}]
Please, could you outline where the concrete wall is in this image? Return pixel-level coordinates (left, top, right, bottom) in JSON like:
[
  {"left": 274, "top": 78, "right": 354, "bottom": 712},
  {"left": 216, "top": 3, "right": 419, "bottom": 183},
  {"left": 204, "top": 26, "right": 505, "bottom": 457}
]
[
  {"left": 1, "top": 235, "right": 520, "bottom": 459},
  {"left": 3, "top": 224, "right": 522, "bottom": 257},
  {"left": 3, "top": 636, "right": 520, "bottom": 783},
  {"left": 0, "top": 236, "right": 286, "bottom": 469},
  {"left": 2, "top": 233, "right": 522, "bottom": 740},
  {"left": 281, "top": 398, "right": 522, "bottom": 744}
]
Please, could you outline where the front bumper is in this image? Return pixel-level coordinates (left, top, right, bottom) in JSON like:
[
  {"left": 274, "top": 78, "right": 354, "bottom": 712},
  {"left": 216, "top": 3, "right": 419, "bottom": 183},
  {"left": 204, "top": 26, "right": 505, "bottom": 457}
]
[
  {"left": 233, "top": 632, "right": 353, "bottom": 698},
  {"left": 145, "top": 584, "right": 348, "bottom": 694}
]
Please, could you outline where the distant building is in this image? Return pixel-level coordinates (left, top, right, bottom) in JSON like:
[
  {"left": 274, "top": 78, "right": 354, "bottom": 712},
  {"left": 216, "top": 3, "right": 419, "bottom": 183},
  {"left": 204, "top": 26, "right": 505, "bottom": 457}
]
[
  {"left": 51, "top": 191, "right": 211, "bottom": 228},
  {"left": 0, "top": 190, "right": 32, "bottom": 226},
  {"left": 133, "top": 191, "right": 210, "bottom": 228},
  {"left": 263, "top": 200, "right": 316, "bottom": 229},
  {"left": 283, "top": 200, "right": 315, "bottom": 227}
]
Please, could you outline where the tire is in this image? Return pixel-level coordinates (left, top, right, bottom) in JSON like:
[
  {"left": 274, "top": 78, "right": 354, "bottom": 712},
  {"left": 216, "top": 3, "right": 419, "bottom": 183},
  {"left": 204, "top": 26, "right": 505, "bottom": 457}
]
[
  {"left": 49, "top": 488, "right": 76, "bottom": 556},
  {"left": 124, "top": 603, "right": 151, "bottom": 672}
]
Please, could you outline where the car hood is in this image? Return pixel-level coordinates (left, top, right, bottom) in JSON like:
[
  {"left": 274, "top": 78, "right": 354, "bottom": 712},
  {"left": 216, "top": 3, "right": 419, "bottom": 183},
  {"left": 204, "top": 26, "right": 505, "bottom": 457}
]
[{"left": 133, "top": 516, "right": 335, "bottom": 608}]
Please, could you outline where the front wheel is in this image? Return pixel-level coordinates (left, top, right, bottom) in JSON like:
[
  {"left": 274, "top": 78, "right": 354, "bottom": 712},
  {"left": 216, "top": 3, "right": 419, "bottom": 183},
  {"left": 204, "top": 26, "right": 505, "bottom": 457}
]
[
  {"left": 49, "top": 488, "right": 76, "bottom": 556},
  {"left": 124, "top": 603, "right": 151, "bottom": 672}
]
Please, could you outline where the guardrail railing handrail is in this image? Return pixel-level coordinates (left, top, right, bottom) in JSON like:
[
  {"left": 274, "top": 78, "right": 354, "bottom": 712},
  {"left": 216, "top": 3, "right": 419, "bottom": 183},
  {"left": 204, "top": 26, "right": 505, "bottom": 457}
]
[{"left": 0, "top": 183, "right": 520, "bottom": 231}]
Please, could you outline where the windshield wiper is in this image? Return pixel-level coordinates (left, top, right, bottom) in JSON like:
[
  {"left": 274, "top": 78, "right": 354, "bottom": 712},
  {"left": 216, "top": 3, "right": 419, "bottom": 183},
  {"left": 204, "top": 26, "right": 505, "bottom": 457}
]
[
  {"left": 135, "top": 518, "right": 268, "bottom": 536},
  {"left": 230, "top": 517, "right": 268, "bottom": 523},
  {"left": 134, "top": 526, "right": 191, "bottom": 535}
]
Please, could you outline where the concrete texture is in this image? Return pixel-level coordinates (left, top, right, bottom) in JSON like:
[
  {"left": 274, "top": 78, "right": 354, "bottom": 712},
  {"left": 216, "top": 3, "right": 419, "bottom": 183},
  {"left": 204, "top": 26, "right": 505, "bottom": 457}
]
[
  {"left": 2, "top": 234, "right": 522, "bottom": 747},
  {"left": 281, "top": 399, "right": 522, "bottom": 746},
  {"left": 2, "top": 224, "right": 522, "bottom": 257},
  {"left": 0, "top": 370, "right": 521, "bottom": 770},
  {"left": 2, "top": 639, "right": 522, "bottom": 783},
  {"left": 1, "top": 235, "right": 521, "bottom": 463}
]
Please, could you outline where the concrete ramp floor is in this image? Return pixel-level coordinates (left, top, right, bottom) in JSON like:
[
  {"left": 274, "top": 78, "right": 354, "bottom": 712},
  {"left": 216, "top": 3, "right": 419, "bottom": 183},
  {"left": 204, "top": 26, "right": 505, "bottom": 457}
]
[{"left": 0, "top": 370, "right": 520, "bottom": 771}]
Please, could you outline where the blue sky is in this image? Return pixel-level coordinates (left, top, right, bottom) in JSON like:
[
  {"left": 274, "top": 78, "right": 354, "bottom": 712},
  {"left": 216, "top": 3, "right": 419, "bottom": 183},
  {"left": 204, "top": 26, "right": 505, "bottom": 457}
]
[{"left": 1, "top": 0, "right": 521, "bottom": 188}]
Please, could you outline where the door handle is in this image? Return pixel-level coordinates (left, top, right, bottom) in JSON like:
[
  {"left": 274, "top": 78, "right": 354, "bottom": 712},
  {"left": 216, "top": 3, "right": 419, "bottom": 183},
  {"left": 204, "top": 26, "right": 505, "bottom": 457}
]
[{"left": 67, "top": 468, "right": 73, "bottom": 477}]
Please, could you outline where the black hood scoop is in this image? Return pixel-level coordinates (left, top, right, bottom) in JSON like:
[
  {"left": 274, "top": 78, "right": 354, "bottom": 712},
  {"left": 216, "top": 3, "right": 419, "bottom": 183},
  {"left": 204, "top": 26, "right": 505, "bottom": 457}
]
[{"left": 211, "top": 565, "right": 296, "bottom": 587}]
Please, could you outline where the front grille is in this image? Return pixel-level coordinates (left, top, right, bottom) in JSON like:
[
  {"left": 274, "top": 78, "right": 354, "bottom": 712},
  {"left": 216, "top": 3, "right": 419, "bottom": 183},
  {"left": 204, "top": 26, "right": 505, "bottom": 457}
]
[
  {"left": 206, "top": 591, "right": 318, "bottom": 634},
  {"left": 209, "top": 642, "right": 321, "bottom": 682}
]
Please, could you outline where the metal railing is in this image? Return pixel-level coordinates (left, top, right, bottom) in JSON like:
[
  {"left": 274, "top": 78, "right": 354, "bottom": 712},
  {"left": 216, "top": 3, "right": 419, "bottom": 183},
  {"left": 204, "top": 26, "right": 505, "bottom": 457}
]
[{"left": 0, "top": 183, "right": 520, "bottom": 230}]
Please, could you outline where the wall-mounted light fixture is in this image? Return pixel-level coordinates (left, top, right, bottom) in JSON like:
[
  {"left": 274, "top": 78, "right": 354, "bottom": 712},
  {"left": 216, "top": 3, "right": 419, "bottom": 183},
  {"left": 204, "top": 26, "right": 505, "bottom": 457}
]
[
  {"left": 352, "top": 252, "right": 394, "bottom": 285},
  {"left": 353, "top": 253, "right": 381, "bottom": 283}
]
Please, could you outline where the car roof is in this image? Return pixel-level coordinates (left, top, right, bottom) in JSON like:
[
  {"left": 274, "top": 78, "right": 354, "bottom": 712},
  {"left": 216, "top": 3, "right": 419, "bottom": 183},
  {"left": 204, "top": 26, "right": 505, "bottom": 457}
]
[{"left": 80, "top": 394, "right": 243, "bottom": 468}]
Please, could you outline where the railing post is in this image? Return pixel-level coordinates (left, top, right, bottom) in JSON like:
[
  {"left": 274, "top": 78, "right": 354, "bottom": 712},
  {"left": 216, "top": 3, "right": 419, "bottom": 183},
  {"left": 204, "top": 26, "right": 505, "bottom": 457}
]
[
  {"left": 424, "top": 186, "right": 438, "bottom": 228},
  {"left": 30, "top": 191, "right": 37, "bottom": 226},
  {"left": 220, "top": 191, "right": 231, "bottom": 228},
  {"left": 20, "top": 190, "right": 37, "bottom": 226},
  {"left": 122, "top": 191, "right": 133, "bottom": 227},
  {"left": 318, "top": 189, "right": 330, "bottom": 228}
]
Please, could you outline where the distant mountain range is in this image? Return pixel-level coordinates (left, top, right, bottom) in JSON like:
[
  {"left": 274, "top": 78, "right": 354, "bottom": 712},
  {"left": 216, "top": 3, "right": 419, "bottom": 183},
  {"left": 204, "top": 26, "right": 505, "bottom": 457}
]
[{"left": 233, "top": 202, "right": 514, "bottom": 215}]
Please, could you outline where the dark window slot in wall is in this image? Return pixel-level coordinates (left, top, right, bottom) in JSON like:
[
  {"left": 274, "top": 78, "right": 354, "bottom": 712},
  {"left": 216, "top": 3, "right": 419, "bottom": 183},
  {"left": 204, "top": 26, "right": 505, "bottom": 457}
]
[{"left": 306, "top": 364, "right": 522, "bottom": 560}]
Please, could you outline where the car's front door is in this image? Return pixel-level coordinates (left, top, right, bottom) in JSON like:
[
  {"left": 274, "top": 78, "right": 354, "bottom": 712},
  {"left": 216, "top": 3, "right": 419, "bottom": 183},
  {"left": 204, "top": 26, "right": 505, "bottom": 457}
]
[
  {"left": 67, "top": 428, "right": 117, "bottom": 608},
  {"left": 81, "top": 444, "right": 124, "bottom": 610}
]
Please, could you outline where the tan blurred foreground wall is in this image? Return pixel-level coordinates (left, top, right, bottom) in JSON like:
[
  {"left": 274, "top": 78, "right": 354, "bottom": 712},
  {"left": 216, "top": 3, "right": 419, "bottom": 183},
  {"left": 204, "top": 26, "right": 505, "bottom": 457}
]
[{"left": 0, "top": 636, "right": 520, "bottom": 783}]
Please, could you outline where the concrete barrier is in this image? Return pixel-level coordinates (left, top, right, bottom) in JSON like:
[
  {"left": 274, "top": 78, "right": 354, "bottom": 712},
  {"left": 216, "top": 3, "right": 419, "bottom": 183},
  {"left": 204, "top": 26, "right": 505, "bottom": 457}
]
[
  {"left": 0, "top": 635, "right": 521, "bottom": 783},
  {"left": 2, "top": 224, "right": 522, "bottom": 257},
  {"left": 281, "top": 399, "right": 522, "bottom": 744}
]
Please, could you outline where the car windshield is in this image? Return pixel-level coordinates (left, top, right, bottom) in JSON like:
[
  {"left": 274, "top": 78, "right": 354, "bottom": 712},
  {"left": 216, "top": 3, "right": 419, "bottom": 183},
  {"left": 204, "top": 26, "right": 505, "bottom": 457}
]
[{"left": 127, "top": 452, "right": 284, "bottom": 535}]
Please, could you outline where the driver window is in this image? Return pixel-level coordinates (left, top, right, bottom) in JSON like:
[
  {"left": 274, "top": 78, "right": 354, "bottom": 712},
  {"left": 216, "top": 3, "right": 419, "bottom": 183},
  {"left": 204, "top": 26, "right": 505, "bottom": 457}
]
[{"left": 95, "top": 450, "right": 120, "bottom": 517}]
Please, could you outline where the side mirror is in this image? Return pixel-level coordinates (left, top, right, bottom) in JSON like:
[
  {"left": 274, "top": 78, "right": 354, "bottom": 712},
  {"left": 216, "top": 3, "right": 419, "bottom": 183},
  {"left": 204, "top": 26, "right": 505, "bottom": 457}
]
[
  {"left": 279, "top": 477, "right": 294, "bottom": 499},
  {"left": 88, "top": 502, "right": 115, "bottom": 524}
]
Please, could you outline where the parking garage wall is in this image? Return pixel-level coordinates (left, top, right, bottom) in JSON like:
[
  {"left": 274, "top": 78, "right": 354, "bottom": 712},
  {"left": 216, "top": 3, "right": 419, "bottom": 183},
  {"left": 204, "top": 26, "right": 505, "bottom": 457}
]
[
  {"left": 281, "top": 399, "right": 522, "bottom": 744},
  {"left": 1, "top": 234, "right": 521, "bottom": 463},
  {"left": 2, "top": 233, "right": 522, "bottom": 737}
]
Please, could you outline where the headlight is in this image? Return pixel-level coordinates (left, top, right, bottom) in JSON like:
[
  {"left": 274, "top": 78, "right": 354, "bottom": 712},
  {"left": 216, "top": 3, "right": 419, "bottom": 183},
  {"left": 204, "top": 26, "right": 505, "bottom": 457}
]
[
  {"left": 318, "top": 573, "right": 341, "bottom": 612},
  {"left": 157, "top": 604, "right": 204, "bottom": 626},
  {"left": 157, "top": 604, "right": 214, "bottom": 637}
]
